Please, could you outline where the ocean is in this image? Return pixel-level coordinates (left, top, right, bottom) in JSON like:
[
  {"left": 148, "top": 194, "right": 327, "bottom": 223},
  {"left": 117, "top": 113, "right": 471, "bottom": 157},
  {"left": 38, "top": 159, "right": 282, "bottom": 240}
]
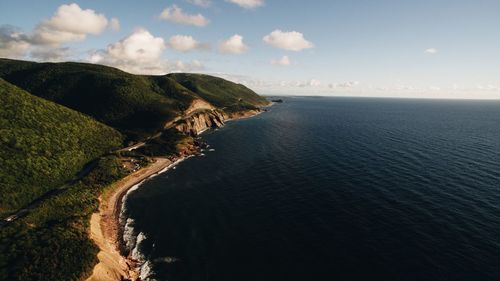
[{"left": 122, "top": 97, "right": 500, "bottom": 281}]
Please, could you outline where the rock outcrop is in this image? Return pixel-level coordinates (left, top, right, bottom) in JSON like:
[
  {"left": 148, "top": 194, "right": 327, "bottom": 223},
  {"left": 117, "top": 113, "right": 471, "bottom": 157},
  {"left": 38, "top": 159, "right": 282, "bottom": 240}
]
[
  {"left": 169, "top": 98, "right": 263, "bottom": 136},
  {"left": 174, "top": 109, "right": 226, "bottom": 136},
  {"left": 184, "top": 99, "right": 215, "bottom": 115}
]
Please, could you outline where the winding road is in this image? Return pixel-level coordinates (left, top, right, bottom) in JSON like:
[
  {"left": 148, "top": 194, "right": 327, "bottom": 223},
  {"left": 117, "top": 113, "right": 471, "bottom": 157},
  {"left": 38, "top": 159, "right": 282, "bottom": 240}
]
[
  {"left": 0, "top": 161, "right": 99, "bottom": 228},
  {"left": 1, "top": 102, "right": 222, "bottom": 228}
]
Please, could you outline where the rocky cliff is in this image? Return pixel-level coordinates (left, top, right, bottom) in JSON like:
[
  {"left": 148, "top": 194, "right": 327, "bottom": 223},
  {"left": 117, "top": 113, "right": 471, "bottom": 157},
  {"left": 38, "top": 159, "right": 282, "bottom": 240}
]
[
  {"left": 174, "top": 109, "right": 226, "bottom": 136},
  {"left": 172, "top": 99, "right": 263, "bottom": 136}
]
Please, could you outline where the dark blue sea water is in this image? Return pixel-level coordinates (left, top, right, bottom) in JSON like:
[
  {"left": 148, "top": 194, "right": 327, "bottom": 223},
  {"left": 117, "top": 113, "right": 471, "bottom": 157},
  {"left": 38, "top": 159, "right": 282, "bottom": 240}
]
[{"left": 124, "top": 97, "right": 500, "bottom": 281}]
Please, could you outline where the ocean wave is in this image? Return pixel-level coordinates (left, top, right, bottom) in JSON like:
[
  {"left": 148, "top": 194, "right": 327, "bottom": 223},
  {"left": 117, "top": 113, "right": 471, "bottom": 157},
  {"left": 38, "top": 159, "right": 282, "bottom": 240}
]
[
  {"left": 131, "top": 232, "right": 147, "bottom": 261},
  {"left": 154, "top": 256, "right": 180, "bottom": 264},
  {"left": 119, "top": 156, "right": 194, "bottom": 280},
  {"left": 139, "top": 260, "right": 155, "bottom": 280},
  {"left": 122, "top": 217, "right": 136, "bottom": 251},
  {"left": 120, "top": 182, "right": 145, "bottom": 251}
]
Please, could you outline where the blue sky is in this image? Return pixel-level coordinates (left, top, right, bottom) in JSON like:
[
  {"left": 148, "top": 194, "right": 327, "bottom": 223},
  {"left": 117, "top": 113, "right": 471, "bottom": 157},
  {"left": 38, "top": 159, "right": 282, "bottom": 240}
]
[{"left": 1, "top": 0, "right": 499, "bottom": 98}]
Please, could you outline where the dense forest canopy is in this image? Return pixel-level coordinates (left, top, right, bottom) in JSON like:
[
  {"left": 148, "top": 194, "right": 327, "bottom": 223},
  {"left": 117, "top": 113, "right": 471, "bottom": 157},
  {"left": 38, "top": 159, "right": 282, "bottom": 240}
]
[
  {"left": 0, "top": 58, "right": 268, "bottom": 280},
  {"left": 0, "top": 79, "right": 123, "bottom": 214},
  {"left": 0, "top": 59, "right": 269, "bottom": 140}
]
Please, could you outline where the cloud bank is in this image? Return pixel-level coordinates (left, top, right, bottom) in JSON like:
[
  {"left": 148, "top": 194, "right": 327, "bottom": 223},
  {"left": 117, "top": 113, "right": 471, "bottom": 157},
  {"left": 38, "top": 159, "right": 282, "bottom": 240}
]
[
  {"left": 0, "top": 25, "right": 31, "bottom": 58},
  {"left": 89, "top": 29, "right": 203, "bottom": 74},
  {"left": 0, "top": 3, "right": 115, "bottom": 61}
]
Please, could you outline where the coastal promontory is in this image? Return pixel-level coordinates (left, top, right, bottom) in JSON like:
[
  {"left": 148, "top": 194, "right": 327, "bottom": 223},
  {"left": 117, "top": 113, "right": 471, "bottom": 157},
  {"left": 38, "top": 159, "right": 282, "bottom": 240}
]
[{"left": 0, "top": 58, "right": 269, "bottom": 281}]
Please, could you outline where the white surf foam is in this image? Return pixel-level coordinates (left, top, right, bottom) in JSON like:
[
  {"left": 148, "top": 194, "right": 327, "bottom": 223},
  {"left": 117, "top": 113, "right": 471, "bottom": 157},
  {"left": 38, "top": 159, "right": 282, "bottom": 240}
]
[{"left": 119, "top": 156, "right": 194, "bottom": 279}]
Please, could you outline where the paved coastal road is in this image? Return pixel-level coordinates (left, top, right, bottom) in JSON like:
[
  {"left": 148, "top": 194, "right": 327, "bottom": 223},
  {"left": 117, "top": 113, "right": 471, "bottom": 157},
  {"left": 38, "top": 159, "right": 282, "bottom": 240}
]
[
  {"left": 1, "top": 109, "right": 203, "bottom": 228},
  {"left": 0, "top": 132, "right": 163, "bottom": 228},
  {"left": 0, "top": 161, "right": 98, "bottom": 228}
]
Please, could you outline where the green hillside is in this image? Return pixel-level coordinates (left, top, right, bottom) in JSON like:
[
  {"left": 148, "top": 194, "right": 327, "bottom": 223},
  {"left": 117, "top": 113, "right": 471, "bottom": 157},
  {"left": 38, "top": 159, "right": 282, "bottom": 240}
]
[
  {"left": 0, "top": 58, "right": 269, "bottom": 215},
  {"left": 0, "top": 58, "right": 269, "bottom": 280},
  {"left": 0, "top": 59, "right": 269, "bottom": 141},
  {"left": 0, "top": 155, "right": 127, "bottom": 281},
  {"left": 0, "top": 79, "right": 123, "bottom": 214},
  {"left": 0, "top": 59, "right": 189, "bottom": 139},
  {"left": 168, "top": 73, "right": 269, "bottom": 112}
]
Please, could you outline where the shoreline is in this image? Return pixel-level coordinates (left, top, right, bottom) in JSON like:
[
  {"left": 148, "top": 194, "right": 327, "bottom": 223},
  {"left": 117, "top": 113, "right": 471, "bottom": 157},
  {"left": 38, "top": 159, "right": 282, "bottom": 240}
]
[
  {"left": 85, "top": 108, "right": 268, "bottom": 281},
  {"left": 86, "top": 157, "right": 177, "bottom": 281}
]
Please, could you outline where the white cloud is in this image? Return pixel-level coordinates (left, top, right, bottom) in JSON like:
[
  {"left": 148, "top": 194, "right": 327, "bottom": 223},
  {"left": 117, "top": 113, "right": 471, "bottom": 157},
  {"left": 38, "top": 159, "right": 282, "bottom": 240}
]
[
  {"left": 186, "top": 0, "right": 212, "bottom": 8},
  {"left": 30, "top": 46, "right": 72, "bottom": 62},
  {"left": 110, "top": 18, "right": 120, "bottom": 31},
  {"left": 225, "top": 0, "right": 264, "bottom": 9},
  {"left": 271, "top": 55, "right": 291, "bottom": 66},
  {"left": 0, "top": 25, "right": 31, "bottom": 58},
  {"left": 263, "top": 30, "right": 314, "bottom": 51},
  {"left": 219, "top": 34, "right": 248, "bottom": 54},
  {"left": 309, "top": 79, "right": 322, "bottom": 87},
  {"left": 292, "top": 79, "right": 322, "bottom": 88},
  {"left": 168, "top": 35, "right": 201, "bottom": 52},
  {"left": 191, "top": 59, "right": 204, "bottom": 69},
  {"left": 89, "top": 29, "right": 204, "bottom": 74},
  {"left": 89, "top": 28, "right": 165, "bottom": 73},
  {"left": 425, "top": 48, "right": 438, "bottom": 54},
  {"left": 32, "top": 3, "right": 108, "bottom": 45},
  {"left": 1, "top": 4, "right": 113, "bottom": 60},
  {"left": 194, "top": 74, "right": 500, "bottom": 99},
  {"left": 271, "top": 79, "right": 360, "bottom": 92},
  {"left": 170, "top": 59, "right": 205, "bottom": 73},
  {"left": 160, "top": 5, "right": 209, "bottom": 27},
  {"left": 329, "top": 81, "right": 359, "bottom": 89},
  {"left": 100, "top": 28, "right": 165, "bottom": 62},
  {"left": 476, "top": 85, "right": 500, "bottom": 91}
]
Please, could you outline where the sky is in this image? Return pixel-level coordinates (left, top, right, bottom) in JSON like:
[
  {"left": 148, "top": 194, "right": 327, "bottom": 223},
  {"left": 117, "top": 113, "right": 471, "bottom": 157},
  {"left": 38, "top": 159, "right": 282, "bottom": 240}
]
[{"left": 1, "top": 0, "right": 499, "bottom": 98}]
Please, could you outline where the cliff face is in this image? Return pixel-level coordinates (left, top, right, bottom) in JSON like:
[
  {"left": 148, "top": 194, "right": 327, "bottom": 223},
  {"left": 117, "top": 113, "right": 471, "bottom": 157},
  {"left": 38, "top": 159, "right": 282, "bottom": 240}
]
[
  {"left": 184, "top": 99, "right": 215, "bottom": 115},
  {"left": 0, "top": 59, "right": 270, "bottom": 140},
  {"left": 175, "top": 109, "right": 226, "bottom": 136},
  {"left": 173, "top": 99, "right": 263, "bottom": 135}
]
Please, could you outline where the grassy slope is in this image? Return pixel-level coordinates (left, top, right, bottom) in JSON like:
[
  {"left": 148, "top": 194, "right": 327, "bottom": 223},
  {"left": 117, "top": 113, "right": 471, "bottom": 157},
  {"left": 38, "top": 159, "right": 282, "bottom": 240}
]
[
  {"left": 0, "top": 155, "right": 126, "bottom": 281},
  {"left": 0, "top": 59, "right": 269, "bottom": 280},
  {"left": 0, "top": 59, "right": 268, "bottom": 140},
  {"left": 0, "top": 77, "right": 126, "bottom": 279},
  {"left": 168, "top": 73, "right": 269, "bottom": 112},
  {"left": 0, "top": 59, "right": 190, "bottom": 139},
  {"left": 0, "top": 79, "right": 123, "bottom": 214}
]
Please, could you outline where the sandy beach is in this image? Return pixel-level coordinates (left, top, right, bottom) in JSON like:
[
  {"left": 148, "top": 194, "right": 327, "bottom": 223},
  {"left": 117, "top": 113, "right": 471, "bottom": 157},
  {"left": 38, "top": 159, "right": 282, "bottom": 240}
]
[
  {"left": 86, "top": 157, "right": 173, "bottom": 281},
  {"left": 85, "top": 110, "right": 264, "bottom": 281}
]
